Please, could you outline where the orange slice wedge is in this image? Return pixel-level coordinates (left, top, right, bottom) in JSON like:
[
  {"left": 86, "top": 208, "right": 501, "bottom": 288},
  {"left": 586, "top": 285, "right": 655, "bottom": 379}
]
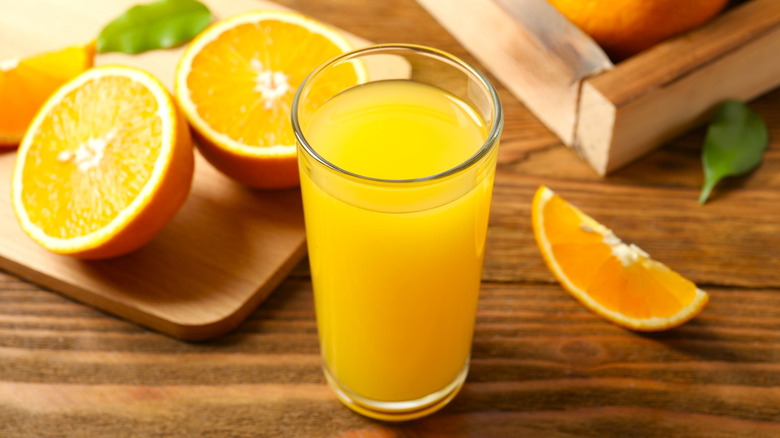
[
  {"left": 175, "top": 10, "right": 366, "bottom": 189},
  {"left": 12, "top": 65, "right": 194, "bottom": 259},
  {"left": 532, "top": 186, "right": 708, "bottom": 331},
  {"left": 0, "top": 42, "right": 96, "bottom": 147}
]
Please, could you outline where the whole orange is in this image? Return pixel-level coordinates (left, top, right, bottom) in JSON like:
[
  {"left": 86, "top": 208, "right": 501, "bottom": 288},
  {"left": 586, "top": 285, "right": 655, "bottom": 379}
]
[{"left": 547, "top": 0, "right": 729, "bottom": 59}]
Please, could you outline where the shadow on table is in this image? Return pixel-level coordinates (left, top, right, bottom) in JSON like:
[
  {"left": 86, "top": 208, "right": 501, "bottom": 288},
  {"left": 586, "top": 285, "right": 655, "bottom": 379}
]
[{"left": 634, "top": 316, "right": 755, "bottom": 363}]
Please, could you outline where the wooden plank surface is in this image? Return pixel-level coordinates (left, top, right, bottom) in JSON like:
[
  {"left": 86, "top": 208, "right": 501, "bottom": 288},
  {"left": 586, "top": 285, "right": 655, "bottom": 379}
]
[{"left": 2, "top": 0, "right": 780, "bottom": 436}]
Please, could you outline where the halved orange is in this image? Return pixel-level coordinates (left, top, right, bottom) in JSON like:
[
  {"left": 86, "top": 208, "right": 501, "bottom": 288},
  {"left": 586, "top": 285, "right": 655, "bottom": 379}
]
[
  {"left": 0, "top": 42, "right": 96, "bottom": 147},
  {"left": 175, "top": 10, "right": 366, "bottom": 189},
  {"left": 12, "top": 65, "right": 194, "bottom": 259},
  {"left": 532, "top": 186, "right": 708, "bottom": 331}
]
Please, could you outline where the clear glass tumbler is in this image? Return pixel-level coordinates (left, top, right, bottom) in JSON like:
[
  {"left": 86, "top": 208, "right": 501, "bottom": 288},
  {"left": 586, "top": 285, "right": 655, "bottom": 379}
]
[{"left": 292, "top": 44, "right": 503, "bottom": 421}]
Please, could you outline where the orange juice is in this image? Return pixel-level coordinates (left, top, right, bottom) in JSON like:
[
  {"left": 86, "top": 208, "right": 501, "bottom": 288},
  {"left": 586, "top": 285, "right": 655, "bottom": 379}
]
[{"left": 299, "top": 79, "right": 498, "bottom": 404}]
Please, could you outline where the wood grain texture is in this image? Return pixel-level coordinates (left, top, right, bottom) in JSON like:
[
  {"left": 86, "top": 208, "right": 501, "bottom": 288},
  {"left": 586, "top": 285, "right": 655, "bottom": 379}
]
[{"left": 1, "top": 0, "right": 779, "bottom": 436}]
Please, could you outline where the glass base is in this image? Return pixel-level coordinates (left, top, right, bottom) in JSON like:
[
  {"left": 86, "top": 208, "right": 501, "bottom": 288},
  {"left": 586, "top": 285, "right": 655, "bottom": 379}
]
[{"left": 323, "top": 359, "right": 469, "bottom": 422}]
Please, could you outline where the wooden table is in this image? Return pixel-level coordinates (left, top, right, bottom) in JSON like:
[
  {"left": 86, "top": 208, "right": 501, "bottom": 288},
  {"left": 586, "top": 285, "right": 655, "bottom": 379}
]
[{"left": 2, "top": 0, "right": 779, "bottom": 436}]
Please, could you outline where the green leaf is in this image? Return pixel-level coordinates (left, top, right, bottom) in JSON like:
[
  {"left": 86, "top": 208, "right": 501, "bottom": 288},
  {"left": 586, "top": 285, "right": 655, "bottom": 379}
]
[
  {"left": 97, "top": 0, "right": 213, "bottom": 54},
  {"left": 699, "top": 100, "right": 768, "bottom": 204}
]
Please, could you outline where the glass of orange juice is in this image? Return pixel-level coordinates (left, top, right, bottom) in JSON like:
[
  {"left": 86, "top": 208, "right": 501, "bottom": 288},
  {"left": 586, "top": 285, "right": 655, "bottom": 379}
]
[{"left": 291, "top": 44, "right": 503, "bottom": 421}]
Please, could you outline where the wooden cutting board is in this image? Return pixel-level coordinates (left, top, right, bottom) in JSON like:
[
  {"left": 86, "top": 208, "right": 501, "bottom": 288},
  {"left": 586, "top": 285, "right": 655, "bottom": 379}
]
[{"left": 0, "top": 0, "right": 369, "bottom": 340}]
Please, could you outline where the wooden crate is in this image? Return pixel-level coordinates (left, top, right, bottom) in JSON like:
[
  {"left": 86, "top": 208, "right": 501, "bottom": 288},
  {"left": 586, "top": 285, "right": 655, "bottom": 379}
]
[{"left": 417, "top": 0, "right": 780, "bottom": 175}]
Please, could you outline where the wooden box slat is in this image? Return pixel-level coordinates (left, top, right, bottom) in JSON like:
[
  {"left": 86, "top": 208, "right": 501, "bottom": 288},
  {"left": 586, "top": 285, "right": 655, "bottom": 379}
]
[
  {"left": 417, "top": 0, "right": 613, "bottom": 145},
  {"left": 418, "top": 0, "right": 780, "bottom": 174},
  {"left": 578, "top": 0, "right": 780, "bottom": 174}
]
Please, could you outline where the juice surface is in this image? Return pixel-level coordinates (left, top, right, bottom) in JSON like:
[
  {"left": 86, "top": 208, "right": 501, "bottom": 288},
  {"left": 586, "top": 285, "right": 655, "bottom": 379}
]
[
  {"left": 300, "top": 80, "right": 496, "bottom": 402},
  {"left": 306, "top": 80, "right": 486, "bottom": 179}
]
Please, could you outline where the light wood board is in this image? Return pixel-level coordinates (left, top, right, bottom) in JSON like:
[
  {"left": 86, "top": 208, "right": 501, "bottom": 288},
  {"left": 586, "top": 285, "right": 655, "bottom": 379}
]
[{"left": 0, "top": 0, "right": 369, "bottom": 340}]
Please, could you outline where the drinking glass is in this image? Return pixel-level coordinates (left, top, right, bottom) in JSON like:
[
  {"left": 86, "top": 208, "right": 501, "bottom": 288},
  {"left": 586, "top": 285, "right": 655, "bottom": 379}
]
[{"left": 292, "top": 44, "right": 503, "bottom": 421}]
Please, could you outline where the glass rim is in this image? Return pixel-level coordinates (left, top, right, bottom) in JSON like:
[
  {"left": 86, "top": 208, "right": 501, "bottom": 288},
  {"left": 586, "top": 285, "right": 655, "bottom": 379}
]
[{"left": 291, "top": 43, "right": 503, "bottom": 184}]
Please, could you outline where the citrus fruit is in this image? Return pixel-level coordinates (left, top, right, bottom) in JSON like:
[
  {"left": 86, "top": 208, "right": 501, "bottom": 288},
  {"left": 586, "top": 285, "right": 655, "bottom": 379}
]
[
  {"left": 175, "top": 10, "right": 366, "bottom": 189},
  {"left": 12, "top": 65, "right": 194, "bottom": 259},
  {"left": 0, "top": 42, "right": 96, "bottom": 147},
  {"left": 532, "top": 186, "right": 708, "bottom": 331},
  {"left": 548, "top": 0, "right": 729, "bottom": 59}
]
